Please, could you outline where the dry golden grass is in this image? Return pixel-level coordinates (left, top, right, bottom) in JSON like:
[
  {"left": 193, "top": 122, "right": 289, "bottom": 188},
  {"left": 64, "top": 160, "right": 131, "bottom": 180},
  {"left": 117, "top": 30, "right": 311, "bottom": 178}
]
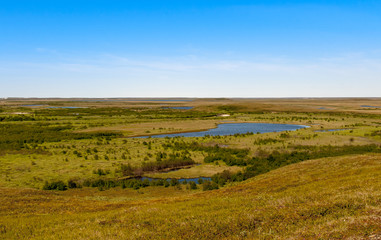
[
  {"left": 1, "top": 153, "right": 380, "bottom": 239},
  {"left": 146, "top": 163, "right": 242, "bottom": 178}
]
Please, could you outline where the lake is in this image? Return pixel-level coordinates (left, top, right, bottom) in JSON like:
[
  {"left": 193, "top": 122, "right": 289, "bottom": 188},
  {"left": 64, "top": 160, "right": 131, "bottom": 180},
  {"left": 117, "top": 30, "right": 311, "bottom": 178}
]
[{"left": 139, "top": 123, "right": 309, "bottom": 138}]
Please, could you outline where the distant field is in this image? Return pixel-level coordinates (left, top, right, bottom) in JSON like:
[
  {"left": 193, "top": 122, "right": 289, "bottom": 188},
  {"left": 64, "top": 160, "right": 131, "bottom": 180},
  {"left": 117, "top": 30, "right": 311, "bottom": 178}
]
[{"left": 0, "top": 98, "right": 380, "bottom": 239}]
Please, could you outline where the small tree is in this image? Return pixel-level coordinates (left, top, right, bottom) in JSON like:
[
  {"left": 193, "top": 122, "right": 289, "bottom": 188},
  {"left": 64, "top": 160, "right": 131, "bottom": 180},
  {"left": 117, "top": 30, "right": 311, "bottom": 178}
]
[
  {"left": 170, "top": 178, "right": 179, "bottom": 186},
  {"left": 43, "top": 180, "right": 68, "bottom": 191},
  {"left": 189, "top": 181, "right": 198, "bottom": 190}
]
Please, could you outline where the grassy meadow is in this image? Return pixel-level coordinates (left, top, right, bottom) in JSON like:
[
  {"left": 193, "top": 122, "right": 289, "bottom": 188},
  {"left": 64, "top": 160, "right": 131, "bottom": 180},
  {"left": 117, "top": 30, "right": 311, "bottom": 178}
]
[{"left": 0, "top": 98, "right": 380, "bottom": 239}]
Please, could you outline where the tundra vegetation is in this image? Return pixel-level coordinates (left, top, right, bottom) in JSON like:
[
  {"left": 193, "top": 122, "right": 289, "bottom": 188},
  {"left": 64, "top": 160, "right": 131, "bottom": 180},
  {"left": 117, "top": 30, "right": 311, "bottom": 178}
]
[{"left": 0, "top": 98, "right": 380, "bottom": 239}]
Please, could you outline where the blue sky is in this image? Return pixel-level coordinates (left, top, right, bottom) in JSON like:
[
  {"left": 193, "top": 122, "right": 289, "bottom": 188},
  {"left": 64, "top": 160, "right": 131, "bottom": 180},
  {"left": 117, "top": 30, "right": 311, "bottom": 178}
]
[{"left": 1, "top": 0, "right": 381, "bottom": 97}]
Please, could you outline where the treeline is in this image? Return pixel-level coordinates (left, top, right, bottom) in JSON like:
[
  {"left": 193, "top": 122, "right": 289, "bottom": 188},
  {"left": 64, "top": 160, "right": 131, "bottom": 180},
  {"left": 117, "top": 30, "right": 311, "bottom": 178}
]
[
  {"left": 141, "top": 156, "right": 194, "bottom": 172},
  {"left": 254, "top": 138, "right": 283, "bottom": 145},
  {"left": 162, "top": 141, "right": 250, "bottom": 166},
  {"left": 119, "top": 151, "right": 195, "bottom": 177},
  {"left": 43, "top": 177, "right": 206, "bottom": 191},
  {"left": 204, "top": 152, "right": 247, "bottom": 166},
  {"left": 33, "top": 107, "right": 217, "bottom": 119},
  {"left": 0, "top": 123, "right": 122, "bottom": 153},
  {"left": 0, "top": 115, "right": 39, "bottom": 122}
]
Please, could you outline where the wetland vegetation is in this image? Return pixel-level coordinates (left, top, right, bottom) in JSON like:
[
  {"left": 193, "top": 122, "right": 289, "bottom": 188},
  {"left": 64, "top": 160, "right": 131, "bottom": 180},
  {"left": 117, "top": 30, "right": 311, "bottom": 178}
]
[{"left": 0, "top": 98, "right": 380, "bottom": 239}]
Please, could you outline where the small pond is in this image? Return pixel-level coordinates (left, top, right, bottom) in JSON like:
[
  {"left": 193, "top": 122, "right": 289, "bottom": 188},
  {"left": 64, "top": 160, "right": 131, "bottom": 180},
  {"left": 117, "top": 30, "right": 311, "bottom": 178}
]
[
  {"left": 138, "top": 123, "right": 309, "bottom": 138},
  {"left": 361, "top": 105, "right": 381, "bottom": 108}
]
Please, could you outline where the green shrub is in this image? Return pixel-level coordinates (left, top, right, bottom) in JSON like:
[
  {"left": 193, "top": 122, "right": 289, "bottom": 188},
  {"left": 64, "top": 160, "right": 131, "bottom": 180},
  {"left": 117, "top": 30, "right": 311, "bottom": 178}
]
[
  {"left": 189, "top": 181, "right": 198, "bottom": 190},
  {"left": 43, "top": 180, "right": 68, "bottom": 191},
  {"left": 202, "top": 181, "right": 219, "bottom": 191},
  {"left": 170, "top": 178, "right": 179, "bottom": 186},
  {"left": 67, "top": 179, "right": 81, "bottom": 188}
]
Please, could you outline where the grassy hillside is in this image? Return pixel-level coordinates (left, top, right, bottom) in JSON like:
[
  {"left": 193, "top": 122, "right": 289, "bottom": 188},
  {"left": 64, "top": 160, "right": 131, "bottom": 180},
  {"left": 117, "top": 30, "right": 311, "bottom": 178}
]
[{"left": 1, "top": 153, "right": 380, "bottom": 239}]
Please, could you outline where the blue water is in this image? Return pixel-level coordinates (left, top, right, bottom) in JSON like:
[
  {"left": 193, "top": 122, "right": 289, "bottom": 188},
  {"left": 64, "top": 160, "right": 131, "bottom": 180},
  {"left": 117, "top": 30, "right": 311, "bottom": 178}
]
[
  {"left": 361, "top": 105, "right": 381, "bottom": 108},
  {"left": 162, "top": 106, "right": 194, "bottom": 110},
  {"left": 139, "top": 177, "right": 211, "bottom": 183},
  {"left": 139, "top": 123, "right": 309, "bottom": 138}
]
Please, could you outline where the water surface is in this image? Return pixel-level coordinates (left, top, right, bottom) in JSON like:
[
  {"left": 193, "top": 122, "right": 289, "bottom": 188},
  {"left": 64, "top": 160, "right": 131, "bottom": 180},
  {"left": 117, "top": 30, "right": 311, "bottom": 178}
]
[
  {"left": 361, "top": 105, "right": 381, "bottom": 108},
  {"left": 139, "top": 123, "right": 308, "bottom": 138}
]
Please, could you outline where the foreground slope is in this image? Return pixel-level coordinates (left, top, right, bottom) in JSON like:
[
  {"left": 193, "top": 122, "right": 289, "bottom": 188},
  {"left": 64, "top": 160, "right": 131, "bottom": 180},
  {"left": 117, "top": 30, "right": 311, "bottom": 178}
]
[{"left": 1, "top": 153, "right": 380, "bottom": 239}]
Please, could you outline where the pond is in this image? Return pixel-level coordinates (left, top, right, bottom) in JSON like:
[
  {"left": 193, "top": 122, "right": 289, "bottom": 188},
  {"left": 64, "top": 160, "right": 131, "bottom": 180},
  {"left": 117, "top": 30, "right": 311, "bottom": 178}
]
[
  {"left": 361, "top": 105, "right": 381, "bottom": 108},
  {"left": 139, "top": 123, "right": 309, "bottom": 138}
]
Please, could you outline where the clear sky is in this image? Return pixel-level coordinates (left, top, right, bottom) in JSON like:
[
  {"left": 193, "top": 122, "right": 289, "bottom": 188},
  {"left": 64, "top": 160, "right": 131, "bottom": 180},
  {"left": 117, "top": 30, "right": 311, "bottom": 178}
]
[{"left": 1, "top": 0, "right": 381, "bottom": 98}]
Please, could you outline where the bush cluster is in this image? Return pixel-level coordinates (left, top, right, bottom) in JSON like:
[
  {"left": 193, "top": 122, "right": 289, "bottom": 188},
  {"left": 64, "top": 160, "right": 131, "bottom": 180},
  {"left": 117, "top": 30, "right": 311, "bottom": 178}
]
[{"left": 42, "top": 180, "right": 68, "bottom": 191}]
